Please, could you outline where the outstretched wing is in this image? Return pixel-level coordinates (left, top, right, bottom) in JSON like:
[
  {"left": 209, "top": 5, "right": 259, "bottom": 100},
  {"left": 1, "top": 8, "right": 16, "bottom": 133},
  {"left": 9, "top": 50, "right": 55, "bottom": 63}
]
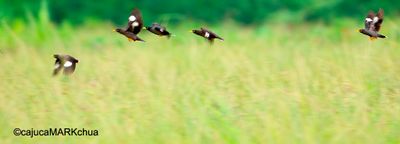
[
  {"left": 200, "top": 27, "right": 209, "bottom": 32},
  {"left": 63, "top": 62, "right": 77, "bottom": 75},
  {"left": 63, "top": 56, "right": 79, "bottom": 75},
  {"left": 200, "top": 27, "right": 212, "bottom": 37},
  {"left": 154, "top": 24, "right": 167, "bottom": 33},
  {"left": 126, "top": 8, "right": 143, "bottom": 34},
  {"left": 374, "top": 9, "right": 384, "bottom": 32},
  {"left": 364, "top": 11, "right": 375, "bottom": 30},
  {"left": 64, "top": 63, "right": 76, "bottom": 75},
  {"left": 201, "top": 27, "right": 223, "bottom": 40},
  {"left": 53, "top": 58, "right": 62, "bottom": 76},
  {"left": 365, "top": 9, "right": 384, "bottom": 32}
]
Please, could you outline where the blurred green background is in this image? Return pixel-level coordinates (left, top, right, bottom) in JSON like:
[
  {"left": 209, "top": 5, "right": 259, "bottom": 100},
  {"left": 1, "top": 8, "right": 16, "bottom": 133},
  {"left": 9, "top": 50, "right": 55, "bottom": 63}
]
[
  {"left": 1, "top": 0, "right": 399, "bottom": 25},
  {"left": 1, "top": 1, "right": 400, "bottom": 144}
]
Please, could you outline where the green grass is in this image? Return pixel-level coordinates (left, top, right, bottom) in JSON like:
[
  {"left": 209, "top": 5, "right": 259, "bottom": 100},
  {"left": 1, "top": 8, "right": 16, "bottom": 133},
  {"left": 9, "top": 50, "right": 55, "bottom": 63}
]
[{"left": 0, "top": 17, "right": 400, "bottom": 143}]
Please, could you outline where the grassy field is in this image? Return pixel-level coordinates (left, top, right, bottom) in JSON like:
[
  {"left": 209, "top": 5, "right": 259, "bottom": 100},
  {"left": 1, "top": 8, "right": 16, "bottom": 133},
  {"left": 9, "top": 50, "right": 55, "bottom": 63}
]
[{"left": 0, "top": 16, "right": 400, "bottom": 143}]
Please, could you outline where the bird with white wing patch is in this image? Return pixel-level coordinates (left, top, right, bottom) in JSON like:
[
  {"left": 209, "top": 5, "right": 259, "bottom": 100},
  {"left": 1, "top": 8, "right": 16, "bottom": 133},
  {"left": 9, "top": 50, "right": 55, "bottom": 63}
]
[
  {"left": 358, "top": 8, "right": 386, "bottom": 40},
  {"left": 191, "top": 27, "right": 224, "bottom": 44},
  {"left": 113, "top": 8, "right": 145, "bottom": 42},
  {"left": 144, "top": 23, "right": 172, "bottom": 38},
  {"left": 53, "top": 54, "right": 79, "bottom": 76}
]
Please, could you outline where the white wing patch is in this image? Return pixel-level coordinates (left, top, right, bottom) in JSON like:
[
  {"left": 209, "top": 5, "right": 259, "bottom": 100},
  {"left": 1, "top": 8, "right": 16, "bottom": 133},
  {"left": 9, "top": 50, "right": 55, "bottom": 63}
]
[
  {"left": 54, "top": 63, "right": 60, "bottom": 69},
  {"left": 365, "top": 18, "right": 373, "bottom": 22},
  {"left": 373, "top": 17, "right": 378, "bottom": 23},
  {"left": 205, "top": 32, "right": 210, "bottom": 38},
  {"left": 64, "top": 61, "right": 73, "bottom": 67},
  {"left": 129, "top": 16, "right": 136, "bottom": 22},
  {"left": 132, "top": 22, "right": 139, "bottom": 27}
]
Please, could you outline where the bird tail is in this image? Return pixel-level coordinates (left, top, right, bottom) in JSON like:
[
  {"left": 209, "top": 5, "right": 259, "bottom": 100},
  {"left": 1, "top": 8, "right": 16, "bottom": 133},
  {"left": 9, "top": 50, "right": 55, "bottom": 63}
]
[
  {"left": 136, "top": 37, "right": 145, "bottom": 42},
  {"left": 167, "top": 34, "right": 176, "bottom": 39},
  {"left": 378, "top": 34, "right": 386, "bottom": 38}
]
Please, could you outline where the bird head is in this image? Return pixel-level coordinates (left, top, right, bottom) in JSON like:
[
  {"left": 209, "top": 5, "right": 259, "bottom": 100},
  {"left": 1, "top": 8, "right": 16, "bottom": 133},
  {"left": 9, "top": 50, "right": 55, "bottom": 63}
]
[
  {"left": 113, "top": 28, "right": 123, "bottom": 33},
  {"left": 191, "top": 30, "right": 202, "bottom": 35},
  {"left": 72, "top": 58, "right": 79, "bottom": 63}
]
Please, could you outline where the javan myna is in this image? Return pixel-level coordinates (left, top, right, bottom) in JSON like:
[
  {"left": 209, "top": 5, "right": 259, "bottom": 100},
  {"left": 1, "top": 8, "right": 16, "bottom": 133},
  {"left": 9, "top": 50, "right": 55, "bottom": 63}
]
[
  {"left": 53, "top": 54, "right": 79, "bottom": 76},
  {"left": 358, "top": 8, "right": 386, "bottom": 40},
  {"left": 145, "top": 23, "right": 172, "bottom": 38},
  {"left": 114, "top": 8, "right": 145, "bottom": 42},
  {"left": 191, "top": 28, "right": 224, "bottom": 43}
]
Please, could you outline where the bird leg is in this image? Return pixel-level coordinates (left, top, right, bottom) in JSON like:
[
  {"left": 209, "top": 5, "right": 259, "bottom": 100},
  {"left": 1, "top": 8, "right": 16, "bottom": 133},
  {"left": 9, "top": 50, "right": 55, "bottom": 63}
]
[{"left": 369, "top": 37, "right": 377, "bottom": 41}]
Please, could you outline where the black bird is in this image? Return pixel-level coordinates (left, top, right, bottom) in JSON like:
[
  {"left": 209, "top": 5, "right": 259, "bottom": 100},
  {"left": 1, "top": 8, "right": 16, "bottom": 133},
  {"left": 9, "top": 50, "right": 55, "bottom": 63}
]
[
  {"left": 191, "top": 28, "right": 223, "bottom": 43},
  {"left": 145, "top": 23, "right": 172, "bottom": 38},
  {"left": 114, "top": 29, "right": 144, "bottom": 42},
  {"left": 358, "top": 9, "right": 386, "bottom": 40},
  {"left": 53, "top": 54, "right": 79, "bottom": 76},
  {"left": 114, "top": 8, "right": 145, "bottom": 42}
]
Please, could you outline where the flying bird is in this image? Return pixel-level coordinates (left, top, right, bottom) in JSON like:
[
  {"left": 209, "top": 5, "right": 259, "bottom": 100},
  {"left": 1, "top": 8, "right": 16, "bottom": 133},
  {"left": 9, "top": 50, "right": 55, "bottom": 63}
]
[
  {"left": 358, "top": 8, "right": 386, "bottom": 40},
  {"left": 114, "top": 29, "right": 144, "bottom": 42},
  {"left": 114, "top": 8, "right": 145, "bottom": 42},
  {"left": 53, "top": 54, "right": 79, "bottom": 76},
  {"left": 145, "top": 23, "right": 172, "bottom": 38},
  {"left": 191, "top": 28, "right": 224, "bottom": 43}
]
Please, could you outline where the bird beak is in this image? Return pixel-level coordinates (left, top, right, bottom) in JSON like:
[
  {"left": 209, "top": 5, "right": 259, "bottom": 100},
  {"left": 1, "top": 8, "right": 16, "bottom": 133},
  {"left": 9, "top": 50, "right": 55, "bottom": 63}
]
[
  {"left": 112, "top": 29, "right": 116, "bottom": 32},
  {"left": 188, "top": 30, "right": 193, "bottom": 33}
]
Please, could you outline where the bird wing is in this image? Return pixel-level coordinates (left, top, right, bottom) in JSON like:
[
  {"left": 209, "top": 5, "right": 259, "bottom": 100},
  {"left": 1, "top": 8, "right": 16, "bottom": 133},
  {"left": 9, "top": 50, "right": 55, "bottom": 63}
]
[
  {"left": 200, "top": 27, "right": 209, "bottom": 32},
  {"left": 64, "top": 55, "right": 79, "bottom": 75},
  {"left": 53, "top": 58, "right": 62, "bottom": 76},
  {"left": 154, "top": 24, "right": 166, "bottom": 32},
  {"left": 63, "top": 60, "right": 77, "bottom": 75},
  {"left": 374, "top": 8, "right": 384, "bottom": 32},
  {"left": 201, "top": 27, "right": 212, "bottom": 36},
  {"left": 126, "top": 8, "right": 143, "bottom": 34},
  {"left": 364, "top": 11, "right": 375, "bottom": 30},
  {"left": 201, "top": 27, "right": 223, "bottom": 40}
]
